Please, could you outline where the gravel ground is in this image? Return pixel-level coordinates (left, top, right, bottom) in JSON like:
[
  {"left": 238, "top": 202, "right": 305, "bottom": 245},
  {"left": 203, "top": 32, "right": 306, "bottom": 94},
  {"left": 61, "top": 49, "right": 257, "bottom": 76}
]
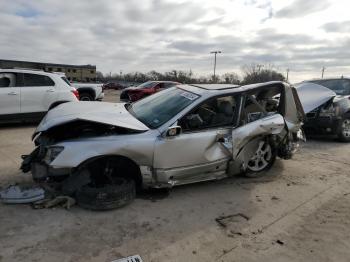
[{"left": 0, "top": 90, "right": 350, "bottom": 262}]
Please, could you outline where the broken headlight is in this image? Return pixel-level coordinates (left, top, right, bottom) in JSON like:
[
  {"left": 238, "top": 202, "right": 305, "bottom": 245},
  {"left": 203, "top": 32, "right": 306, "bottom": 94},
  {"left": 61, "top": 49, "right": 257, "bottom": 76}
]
[
  {"left": 319, "top": 105, "right": 338, "bottom": 117},
  {"left": 44, "top": 146, "right": 64, "bottom": 163}
]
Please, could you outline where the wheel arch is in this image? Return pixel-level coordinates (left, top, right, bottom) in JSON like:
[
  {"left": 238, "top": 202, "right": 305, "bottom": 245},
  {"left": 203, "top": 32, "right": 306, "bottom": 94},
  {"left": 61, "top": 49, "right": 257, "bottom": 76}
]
[
  {"left": 74, "top": 154, "right": 143, "bottom": 189},
  {"left": 77, "top": 87, "right": 96, "bottom": 99},
  {"left": 48, "top": 100, "right": 70, "bottom": 110}
]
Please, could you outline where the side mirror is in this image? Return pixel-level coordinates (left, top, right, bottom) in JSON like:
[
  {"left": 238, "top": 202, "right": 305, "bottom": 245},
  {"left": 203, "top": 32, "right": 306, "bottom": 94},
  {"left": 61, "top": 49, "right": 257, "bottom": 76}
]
[{"left": 166, "top": 126, "right": 182, "bottom": 137}]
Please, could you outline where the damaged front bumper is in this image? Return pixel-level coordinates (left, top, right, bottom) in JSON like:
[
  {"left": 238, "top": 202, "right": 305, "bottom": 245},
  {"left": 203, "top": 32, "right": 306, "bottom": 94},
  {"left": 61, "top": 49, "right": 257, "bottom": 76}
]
[{"left": 21, "top": 146, "right": 72, "bottom": 181}]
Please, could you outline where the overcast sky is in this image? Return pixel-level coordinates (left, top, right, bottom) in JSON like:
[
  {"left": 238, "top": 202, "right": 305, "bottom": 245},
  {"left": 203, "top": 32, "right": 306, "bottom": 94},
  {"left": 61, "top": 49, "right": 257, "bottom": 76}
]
[{"left": 0, "top": 0, "right": 349, "bottom": 82}]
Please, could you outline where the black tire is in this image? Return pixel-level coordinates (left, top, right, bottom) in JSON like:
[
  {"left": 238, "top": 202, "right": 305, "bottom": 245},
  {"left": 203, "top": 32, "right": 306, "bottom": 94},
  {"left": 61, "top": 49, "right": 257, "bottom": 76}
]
[
  {"left": 244, "top": 138, "right": 277, "bottom": 178},
  {"left": 76, "top": 178, "right": 135, "bottom": 210},
  {"left": 79, "top": 92, "right": 94, "bottom": 101},
  {"left": 337, "top": 118, "right": 350, "bottom": 142}
]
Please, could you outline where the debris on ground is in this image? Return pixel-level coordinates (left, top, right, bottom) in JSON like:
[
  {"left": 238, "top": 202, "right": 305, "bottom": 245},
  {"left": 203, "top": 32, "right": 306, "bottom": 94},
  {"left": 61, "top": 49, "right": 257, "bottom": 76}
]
[
  {"left": 32, "top": 196, "right": 76, "bottom": 209},
  {"left": 111, "top": 254, "right": 143, "bottom": 262},
  {"left": 276, "top": 239, "right": 285, "bottom": 245},
  {"left": 0, "top": 184, "right": 45, "bottom": 204},
  {"left": 271, "top": 196, "right": 279, "bottom": 200},
  {"left": 215, "top": 213, "right": 250, "bottom": 228}
]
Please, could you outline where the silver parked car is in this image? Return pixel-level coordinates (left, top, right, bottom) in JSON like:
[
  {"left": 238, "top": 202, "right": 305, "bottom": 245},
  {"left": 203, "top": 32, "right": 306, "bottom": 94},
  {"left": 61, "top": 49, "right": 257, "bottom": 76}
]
[{"left": 21, "top": 81, "right": 305, "bottom": 209}]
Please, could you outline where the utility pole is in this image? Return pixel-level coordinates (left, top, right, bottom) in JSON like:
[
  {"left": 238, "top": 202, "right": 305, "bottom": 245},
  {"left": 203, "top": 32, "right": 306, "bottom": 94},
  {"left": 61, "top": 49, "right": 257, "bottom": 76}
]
[
  {"left": 286, "top": 68, "right": 290, "bottom": 81},
  {"left": 321, "top": 66, "right": 326, "bottom": 78},
  {"left": 210, "top": 51, "right": 221, "bottom": 83}
]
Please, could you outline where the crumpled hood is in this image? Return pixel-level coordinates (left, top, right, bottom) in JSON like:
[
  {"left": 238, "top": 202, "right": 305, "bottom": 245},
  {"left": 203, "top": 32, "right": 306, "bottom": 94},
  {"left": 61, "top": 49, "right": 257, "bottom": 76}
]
[
  {"left": 295, "top": 82, "right": 336, "bottom": 113},
  {"left": 35, "top": 102, "right": 149, "bottom": 134}
]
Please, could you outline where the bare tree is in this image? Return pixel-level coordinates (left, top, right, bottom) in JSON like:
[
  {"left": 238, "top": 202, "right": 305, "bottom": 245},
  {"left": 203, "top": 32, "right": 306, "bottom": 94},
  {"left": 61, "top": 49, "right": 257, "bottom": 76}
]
[
  {"left": 221, "top": 72, "right": 240, "bottom": 84},
  {"left": 241, "top": 63, "right": 285, "bottom": 84}
]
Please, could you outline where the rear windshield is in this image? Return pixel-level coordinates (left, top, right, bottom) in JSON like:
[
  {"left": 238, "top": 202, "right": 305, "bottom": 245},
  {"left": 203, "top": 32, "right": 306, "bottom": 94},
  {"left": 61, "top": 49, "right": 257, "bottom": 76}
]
[{"left": 61, "top": 77, "right": 71, "bottom": 86}]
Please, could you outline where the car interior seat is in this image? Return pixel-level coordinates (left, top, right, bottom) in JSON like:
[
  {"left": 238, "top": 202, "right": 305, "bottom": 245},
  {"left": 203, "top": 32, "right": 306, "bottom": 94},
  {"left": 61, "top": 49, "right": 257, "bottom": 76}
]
[{"left": 211, "top": 101, "right": 234, "bottom": 125}]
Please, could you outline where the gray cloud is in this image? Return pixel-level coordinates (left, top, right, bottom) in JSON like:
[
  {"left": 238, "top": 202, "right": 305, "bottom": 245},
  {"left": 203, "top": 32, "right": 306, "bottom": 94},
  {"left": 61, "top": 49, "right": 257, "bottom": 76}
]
[
  {"left": 275, "top": 0, "right": 330, "bottom": 18},
  {"left": 322, "top": 20, "right": 350, "bottom": 33},
  {"left": 0, "top": 0, "right": 348, "bottom": 82}
]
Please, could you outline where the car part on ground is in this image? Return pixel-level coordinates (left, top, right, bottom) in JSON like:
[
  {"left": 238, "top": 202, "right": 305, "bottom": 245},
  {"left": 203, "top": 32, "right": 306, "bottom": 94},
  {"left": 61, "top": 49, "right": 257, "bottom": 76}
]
[
  {"left": 296, "top": 80, "right": 350, "bottom": 141},
  {"left": 21, "top": 81, "right": 304, "bottom": 209},
  {"left": 0, "top": 185, "right": 45, "bottom": 204},
  {"left": 32, "top": 195, "right": 76, "bottom": 209},
  {"left": 0, "top": 69, "right": 78, "bottom": 123},
  {"left": 119, "top": 81, "right": 181, "bottom": 102}
]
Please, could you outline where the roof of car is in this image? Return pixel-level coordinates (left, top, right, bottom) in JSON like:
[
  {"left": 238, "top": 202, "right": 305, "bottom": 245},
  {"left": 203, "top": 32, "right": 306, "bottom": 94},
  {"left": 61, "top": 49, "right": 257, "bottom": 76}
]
[
  {"left": 179, "top": 81, "right": 287, "bottom": 96},
  {"left": 150, "top": 81, "right": 180, "bottom": 84},
  {"left": 0, "top": 68, "right": 64, "bottom": 77},
  {"left": 190, "top": 84, "right": 239, "bottom": 90}
]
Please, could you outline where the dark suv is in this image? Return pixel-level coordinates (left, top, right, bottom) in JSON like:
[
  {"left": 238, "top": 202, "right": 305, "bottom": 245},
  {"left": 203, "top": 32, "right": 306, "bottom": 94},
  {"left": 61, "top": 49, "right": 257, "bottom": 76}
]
[
  {"left": 301, "top": 78, "right": 350, "bottom": 141},
  {"left": 119, "top": 81, "right": 181, "bottom": 102}
]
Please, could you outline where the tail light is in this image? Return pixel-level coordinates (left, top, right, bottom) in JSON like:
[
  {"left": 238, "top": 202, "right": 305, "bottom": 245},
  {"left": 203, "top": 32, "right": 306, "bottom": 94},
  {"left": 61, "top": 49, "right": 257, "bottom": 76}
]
[{"left": 71, "top": 89, "right": 79, "bottom": 100}]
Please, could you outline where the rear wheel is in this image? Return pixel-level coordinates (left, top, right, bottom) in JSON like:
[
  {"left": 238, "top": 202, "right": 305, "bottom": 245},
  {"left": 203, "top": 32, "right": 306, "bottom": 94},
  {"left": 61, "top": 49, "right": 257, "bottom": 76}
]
[
  {"left": 245, "top": 139, "right": 276, "bottom": 178},
  {"left": 79, "top": 92, "right": 94, "bottom": 101},
  {"left": 337, "top": 118, "right": 350, "bottom": 142}
]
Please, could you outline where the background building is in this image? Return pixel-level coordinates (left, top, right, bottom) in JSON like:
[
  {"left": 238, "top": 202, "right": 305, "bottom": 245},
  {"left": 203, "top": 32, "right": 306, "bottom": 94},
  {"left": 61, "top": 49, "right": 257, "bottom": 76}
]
[{"left": 0, "top": 59, "right": 96, "bottom": 82}]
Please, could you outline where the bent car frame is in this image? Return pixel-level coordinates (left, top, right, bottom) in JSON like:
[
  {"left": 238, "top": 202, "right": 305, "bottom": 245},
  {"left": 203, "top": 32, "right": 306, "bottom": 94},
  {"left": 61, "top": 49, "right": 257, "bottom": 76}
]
[{"left": 21, "top": 81, "right": 305, "bottom": 208}]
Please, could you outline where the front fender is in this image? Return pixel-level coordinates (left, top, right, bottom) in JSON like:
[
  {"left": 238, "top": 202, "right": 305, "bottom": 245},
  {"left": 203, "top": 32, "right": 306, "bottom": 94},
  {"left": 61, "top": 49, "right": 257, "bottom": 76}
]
[{"left": 49, "top": 135, "right": 156, "bottom": 169}]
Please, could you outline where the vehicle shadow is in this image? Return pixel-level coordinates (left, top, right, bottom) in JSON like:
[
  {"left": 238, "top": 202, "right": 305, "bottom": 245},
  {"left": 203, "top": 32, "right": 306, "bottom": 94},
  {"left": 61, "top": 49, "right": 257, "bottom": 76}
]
[{"left": 0, "top": 122, "right": 38, "bottom": 129}]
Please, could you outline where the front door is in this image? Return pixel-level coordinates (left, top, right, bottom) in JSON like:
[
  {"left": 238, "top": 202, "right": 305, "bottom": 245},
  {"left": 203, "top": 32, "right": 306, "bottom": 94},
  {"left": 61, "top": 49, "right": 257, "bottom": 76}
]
[
  {"left": 0, "top": 73, "right": 20, "bottom": 116},
  {"left": 153, "top": 94, "right": 240, "bottom": 186}
]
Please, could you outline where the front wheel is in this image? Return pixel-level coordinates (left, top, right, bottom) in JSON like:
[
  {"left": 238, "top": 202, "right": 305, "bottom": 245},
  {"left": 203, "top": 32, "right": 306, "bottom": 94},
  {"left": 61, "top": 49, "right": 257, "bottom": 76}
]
[
  {"left": 245, "top": 139, "right": 276, "bottom": 178},
  {"left": 337, "top": 118, "right": 350, "bottom": 142}
]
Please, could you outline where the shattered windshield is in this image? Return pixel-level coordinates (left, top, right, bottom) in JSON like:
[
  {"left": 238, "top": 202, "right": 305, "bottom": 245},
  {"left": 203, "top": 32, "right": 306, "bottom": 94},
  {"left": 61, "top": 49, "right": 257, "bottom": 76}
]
[{"left": 128, "top": 87, "right": 199, "bottom": 128}]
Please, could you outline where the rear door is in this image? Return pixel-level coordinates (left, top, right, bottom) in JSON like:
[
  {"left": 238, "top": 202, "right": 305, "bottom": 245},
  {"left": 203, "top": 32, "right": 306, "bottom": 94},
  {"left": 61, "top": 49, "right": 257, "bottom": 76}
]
[
  {"left": 0, "top": 73, "right": 21, "bottom": 116},
  {"left": 20, "top": 73, "right": 57, "bottom": 113}
]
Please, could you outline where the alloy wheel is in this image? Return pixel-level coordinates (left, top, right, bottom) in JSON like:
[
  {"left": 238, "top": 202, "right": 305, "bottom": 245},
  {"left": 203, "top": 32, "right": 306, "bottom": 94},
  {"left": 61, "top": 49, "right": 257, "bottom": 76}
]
[{"left": 247, "top": 140, "right": 272, "bottom": 172}]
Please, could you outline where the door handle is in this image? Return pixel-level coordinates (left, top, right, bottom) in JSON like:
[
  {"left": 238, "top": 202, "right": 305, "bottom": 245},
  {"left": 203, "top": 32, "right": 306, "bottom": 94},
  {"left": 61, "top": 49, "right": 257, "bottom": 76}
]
[
  {"left": 7, "top": 92, "right": 18, "bottom": 95},
  {"left": 46, "top": 89, "right": 55, "bottom": 92}
]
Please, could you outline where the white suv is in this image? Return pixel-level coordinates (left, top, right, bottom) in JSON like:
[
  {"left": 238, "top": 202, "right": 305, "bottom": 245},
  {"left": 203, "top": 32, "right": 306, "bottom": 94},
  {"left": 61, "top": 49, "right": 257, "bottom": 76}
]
[{"left": 0, "top": 69, "right": 79, "bottom": 122}]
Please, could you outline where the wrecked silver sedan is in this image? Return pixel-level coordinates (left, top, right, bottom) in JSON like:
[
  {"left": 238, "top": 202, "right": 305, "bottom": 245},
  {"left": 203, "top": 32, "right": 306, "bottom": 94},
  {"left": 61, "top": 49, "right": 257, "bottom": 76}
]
[{"left": 21, "top": 81, "right": 304, "bottom": 209}]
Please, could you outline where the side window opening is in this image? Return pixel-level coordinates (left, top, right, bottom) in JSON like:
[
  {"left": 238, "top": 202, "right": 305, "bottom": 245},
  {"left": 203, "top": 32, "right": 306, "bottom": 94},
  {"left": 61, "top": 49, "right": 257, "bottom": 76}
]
[
  {"left": 61, "top": 76, "right": 71, "bottom": 86},
  {"left": 242, "top": 86, "right": 282, "bottom": 124},
  {"left": 180, "top": 95, "right": 238, "bottom": 131},
  {"left": 0, "top": 73, "right": 16, "bottom": 87},
  {"left": 23, "top": 73, "right": 55, "bottom": 87}
]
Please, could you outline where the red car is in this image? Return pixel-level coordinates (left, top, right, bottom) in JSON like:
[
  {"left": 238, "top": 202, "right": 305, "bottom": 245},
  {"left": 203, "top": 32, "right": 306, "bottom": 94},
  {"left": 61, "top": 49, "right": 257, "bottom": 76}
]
[
  {"left": 119, "top": 81, "right": 181, "bottom": 102},
  {"left": 102, "top": 82, "right": 125, "bottom": 90}
]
